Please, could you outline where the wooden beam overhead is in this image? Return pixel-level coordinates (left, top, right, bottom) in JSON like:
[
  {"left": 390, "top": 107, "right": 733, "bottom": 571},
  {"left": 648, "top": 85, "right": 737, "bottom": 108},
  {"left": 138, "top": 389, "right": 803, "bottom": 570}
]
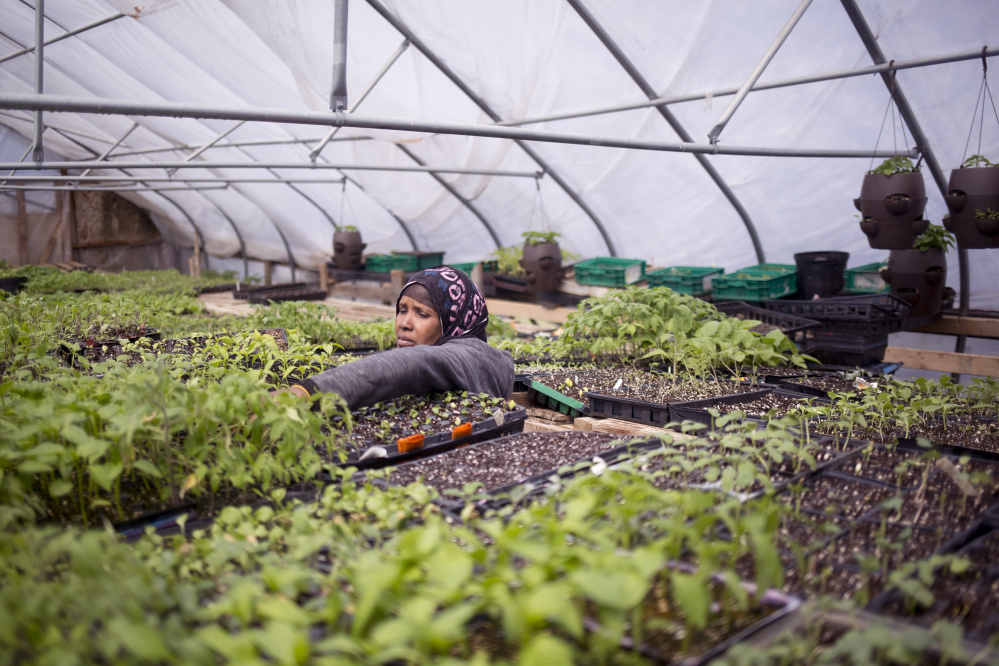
[
  {"left": 884, "top": 347, "right": 999, "bottom": 377},
  {"left": 912, "top": 315, "right": 999, "bottom": 340}
]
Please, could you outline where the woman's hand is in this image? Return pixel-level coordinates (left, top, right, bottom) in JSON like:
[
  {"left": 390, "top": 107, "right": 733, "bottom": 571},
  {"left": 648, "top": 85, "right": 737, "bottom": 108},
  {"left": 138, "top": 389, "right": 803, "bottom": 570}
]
[{"left": 269, "top": 385, "right": 310, "bottom": 399}]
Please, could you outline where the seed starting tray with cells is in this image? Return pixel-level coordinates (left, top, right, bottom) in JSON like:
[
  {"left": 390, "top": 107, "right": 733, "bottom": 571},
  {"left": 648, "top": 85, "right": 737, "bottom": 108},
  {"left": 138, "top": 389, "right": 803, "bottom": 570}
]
[{"left": 339, "top": 406, "right": 528, "bottom": 471}]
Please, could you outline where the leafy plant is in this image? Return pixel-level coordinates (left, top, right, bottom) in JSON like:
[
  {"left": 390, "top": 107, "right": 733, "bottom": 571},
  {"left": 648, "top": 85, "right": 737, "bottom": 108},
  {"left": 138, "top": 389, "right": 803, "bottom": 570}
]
[
  {"left": 974, "top": 207, "right": 999, "bottom": 220},
  {"left": 962, "top": 154, "right": 995, "bottom": 168},
  {"left": 868, "top": 156, "right": 918, "bottom": 176},
  {"left": 521, "top": 230, "right": 560, "bottom": 245},
  {"left": 335, "top": 224, "right": 359, "bottom": 232},
  {"left": 912, "top": 224, "right": 956, "bottom": 252}
]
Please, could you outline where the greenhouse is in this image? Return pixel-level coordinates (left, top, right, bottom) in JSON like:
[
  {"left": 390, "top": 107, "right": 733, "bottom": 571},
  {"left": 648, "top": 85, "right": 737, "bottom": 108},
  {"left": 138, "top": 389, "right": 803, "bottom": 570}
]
[{"left": 2, "top": 0, "right": 999, "bottom": 663}]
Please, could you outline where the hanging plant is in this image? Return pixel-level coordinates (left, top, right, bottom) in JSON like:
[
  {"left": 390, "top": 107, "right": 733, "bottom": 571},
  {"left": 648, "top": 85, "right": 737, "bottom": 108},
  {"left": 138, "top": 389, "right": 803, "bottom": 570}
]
[{"left": 944, "top": 155, "right": 999, "bottom": 248}]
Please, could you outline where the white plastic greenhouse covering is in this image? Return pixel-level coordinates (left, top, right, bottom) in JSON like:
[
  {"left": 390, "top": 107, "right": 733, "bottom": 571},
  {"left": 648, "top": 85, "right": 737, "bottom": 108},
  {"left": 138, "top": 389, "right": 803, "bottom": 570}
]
[{"left": 1, "top": 0, "right": 998, "bottom": 307}]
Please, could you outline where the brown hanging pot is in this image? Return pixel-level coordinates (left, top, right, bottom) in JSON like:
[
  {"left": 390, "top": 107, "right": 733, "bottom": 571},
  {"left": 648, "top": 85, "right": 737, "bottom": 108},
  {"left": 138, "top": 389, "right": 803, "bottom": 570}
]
[
  {"left": 519, "top": 242, "right": 563, "bottom": 293},
  {"left": 854, "top": 172, "right": 929, "bottom": 249},
  {"left": 880, "top": 248, "right": 947, "bottom": 324},
  {"left": 943, "top": 164, "right": 999, "bottom": 248},
  {"left": 332, "top": 229, "right": 366, "bottom": 271}
]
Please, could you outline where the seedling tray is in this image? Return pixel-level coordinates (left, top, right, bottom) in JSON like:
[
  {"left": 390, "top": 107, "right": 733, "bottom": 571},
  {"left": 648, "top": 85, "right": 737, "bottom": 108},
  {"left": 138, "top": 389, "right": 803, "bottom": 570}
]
[
  {"left": 714, "top": 300, "right": 820, "bottom": 348},
  {"left": 341, "top": 406, "right": 527, "bottom": 471},
  {"left": 365, "top": 253, "right": 420, "bottom": 273},
  {"left": 587, "top": 387, "right": 773, "bottom": 428},
  {"left": 645, "top": 265, "right": 723, "bottom": 295},
  {"left": 573, "top": 257, "right": 646, "bottom": 287},
  {"left": 765, "top": 293, "right": 910, "bottom": 335},
  {"left": 193, "top": 282, "right": 237, "bottom": 294},
  {"left": 525, "top": 376, "right": 589, "bottom": 417},
  {"left": 232, "top": 282, "right": 307, "bottom": 300},
  {"left": 248, "top": 286, "right": 328, "bottom": 304},
  {"left": 712, "top": 269, "right": 797, "bottom": 301},
  {"left": 844, "top": 262, "right": 889, "bottom": 293}
]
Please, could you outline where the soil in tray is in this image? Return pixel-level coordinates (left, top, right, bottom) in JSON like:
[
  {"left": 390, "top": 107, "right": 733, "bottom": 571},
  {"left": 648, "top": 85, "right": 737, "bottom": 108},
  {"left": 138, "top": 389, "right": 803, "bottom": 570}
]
[
  {"left": 783, "top": 561, "right": 887, "bottom": 603},
  {"left": 711, "top": 392, "right": 820, "bottom": 420},
  {"left": 877, "top": 574, "right": 999, "bottom": 642},
  {"left": 782, "top": 375, "right": 866, "bottom": 396},
  {"left": 626, "top": 576, "right": 781, "bottom": 664},
  {"left": 777, "top": 474, "right": 897, "bottom": 522},
  {"left": 326, "top": 392, "right": 515, "bottom": 456},
  {"left": 65, "top": 327, "right": 290, "bottom": 366},
  {"left": 385, "top": 431, "right": 619, "bottom": 494},
  {"left": 532, "top": 368, "right": 761, "bottom": 405}
]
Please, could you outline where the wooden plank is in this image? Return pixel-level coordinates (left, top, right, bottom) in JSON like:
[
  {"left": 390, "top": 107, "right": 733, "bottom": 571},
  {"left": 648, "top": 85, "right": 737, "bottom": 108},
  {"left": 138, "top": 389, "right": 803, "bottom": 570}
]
[
  {"left": 884, "top": 346, "right": 999, "bottom": 377},
  {"left": 526, "top": 407, "right": 572, "bottom": 423},
  {"left": 524, "top": 417, "right": 575, "bottom": 433},
  {"left": 510, "top": 391, "right": 533, "bottom": 409},
  {"left": 485, "top": 298, "right": 576, "bottom": 324},
  {"left": 574, "top": 416, "right": 693, "bottom": 441},
  {"left": 39, "top": 197, "right": 65, "bottom": 264},
  {"left": 913, "top": 315, "right": 999, "bottom": 340}
]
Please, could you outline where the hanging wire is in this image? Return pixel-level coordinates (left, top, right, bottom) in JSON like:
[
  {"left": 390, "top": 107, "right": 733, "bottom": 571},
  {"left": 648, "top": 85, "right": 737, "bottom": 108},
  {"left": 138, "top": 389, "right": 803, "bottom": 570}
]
[
  {"left": 869, "top": 66, "right": 914, "bottom": 171},
  {"left": 961, "top": 50, "right": 998, "bottom": 165},
  {"left": 338, "top": 178, "right": 348, "bottom": 228},
  {"left": 527, "top": 173, "right": 550, "bottom": 232}
]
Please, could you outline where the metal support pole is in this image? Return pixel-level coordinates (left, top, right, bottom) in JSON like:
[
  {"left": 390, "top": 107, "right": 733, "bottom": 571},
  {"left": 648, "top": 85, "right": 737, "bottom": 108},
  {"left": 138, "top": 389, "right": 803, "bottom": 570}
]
[
  {"left": 364, "top": 0, "right": 617, "bottom": 255},
  {"left": 79, "top": 121, "right": 138, "bottom": 177},
  {"left": 839, "top": 0, "right": 968, "bottom": 377},
  {"left": 0, "top": 93, "right": 918, "bottom": 161},
  {"left": 568, "top": 0, "right": 766, "bottom": 262},
  {"left": 31, "top": 0, "right": 44, "bottom": 163},
  {"left": 0, "top": 12, "right": 124, "bottom": 65},
  {"left": 499, "top": 47, "right": 999, "bottom": 128},
  {"left": 329, "top": 0, "right": 349, "bottom": 112},
  {"left": 170, "top": 120, "right": 245, "bottom": 171},
  {"left": 0, "top": 156, "right": 542, "bottom": 177},
  {"left": 0, "top": 184, "right": 228, "bottom": 192},
  {"left": 8, "top": 175, "right": 346, "bottom": 184},
  {"left": 311, "top": 37, "right": 409, "bottom": 162},
  {"left": 708, "top": 0, "right": 813, "bottom": 144},
  {"left": 395, "top": 143, "right": 502, "bottom": 248}
]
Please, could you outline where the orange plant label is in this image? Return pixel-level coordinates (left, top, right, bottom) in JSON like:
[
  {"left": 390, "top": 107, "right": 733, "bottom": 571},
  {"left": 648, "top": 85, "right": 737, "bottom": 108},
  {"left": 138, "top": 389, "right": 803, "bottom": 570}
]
[
  {"left": 397, "top": 433, "right": 425, "bottom": 452},
  {"left": 451, "top": 422, "right": 473, "bottom": 439}
]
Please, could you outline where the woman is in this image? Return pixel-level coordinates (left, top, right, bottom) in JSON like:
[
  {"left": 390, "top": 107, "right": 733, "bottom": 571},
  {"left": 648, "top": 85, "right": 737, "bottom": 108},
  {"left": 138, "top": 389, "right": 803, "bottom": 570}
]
[{"left": 281, "top": 266, "right": 514, "bottom": 410}]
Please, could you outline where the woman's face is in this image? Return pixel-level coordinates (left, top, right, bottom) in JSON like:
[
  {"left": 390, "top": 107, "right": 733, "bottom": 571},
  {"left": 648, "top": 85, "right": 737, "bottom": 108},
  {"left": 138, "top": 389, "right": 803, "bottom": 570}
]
[{"left": 395, "top": 294, "right": 443, "bottom": 347}]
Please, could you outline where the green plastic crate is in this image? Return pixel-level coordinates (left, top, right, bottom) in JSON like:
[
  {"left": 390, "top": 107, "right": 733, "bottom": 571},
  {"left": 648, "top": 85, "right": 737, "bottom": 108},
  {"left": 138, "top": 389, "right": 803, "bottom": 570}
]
[
  {"left": 395, "top": 251, "right": 445, "bottom": 270},
  {"left": 450, "top": 261, "right": 479, "bottom": 274},
  {"left": 712, "top": 269, "right": 797, "bottom": 301},
  {"left": 845, "top": 262, "right": 889, "bottom": 293},
  {"left": 645, "top": 266, "right": 724, "bottom": 295},
  {"left": 365, "top": 253, "right": 419, "bottom": 273},
  {"left": 573, "top": 257, "right": 646, "bottom": 287},
  {"left": 736, "top": 263, "right": 797, "bottom": 276}
]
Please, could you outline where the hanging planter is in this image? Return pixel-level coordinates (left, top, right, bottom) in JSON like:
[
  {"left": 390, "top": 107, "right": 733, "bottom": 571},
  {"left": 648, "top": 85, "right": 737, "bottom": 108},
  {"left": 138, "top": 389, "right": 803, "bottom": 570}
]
[
  {"left": 332, "top": 226, "right": 365, "bottom": 271},
  {"left": 855, "top": 157, "right": 929, "bottom": 249},
  {"left": 519, "top": 230, "right": 564, "bottom": 293},
  {"left": 880, "top": 225, "right": 955, "bottom": 326},
  {"left": 943, "top": 156, "right": 999, "bottom": 248}
]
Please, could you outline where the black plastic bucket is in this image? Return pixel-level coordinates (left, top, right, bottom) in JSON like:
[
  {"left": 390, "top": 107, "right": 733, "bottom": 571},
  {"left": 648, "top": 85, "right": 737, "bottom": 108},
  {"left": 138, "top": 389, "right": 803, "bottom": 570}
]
[{"left": 794, "top": 251, "right": 849, "bottom": 298}]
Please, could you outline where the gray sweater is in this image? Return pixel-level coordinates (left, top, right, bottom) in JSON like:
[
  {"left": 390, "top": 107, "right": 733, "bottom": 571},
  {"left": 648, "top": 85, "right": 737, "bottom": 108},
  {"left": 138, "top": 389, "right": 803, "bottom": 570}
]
[{"left": 296, "top": 337, "right": 515, "bottom": 410}]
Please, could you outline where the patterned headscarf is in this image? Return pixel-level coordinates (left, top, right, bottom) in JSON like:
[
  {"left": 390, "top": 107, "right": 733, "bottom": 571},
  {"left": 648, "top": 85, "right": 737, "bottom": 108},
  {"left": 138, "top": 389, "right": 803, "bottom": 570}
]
[{"left": 396, "top": 266, "right": 490, "bottom": 343}]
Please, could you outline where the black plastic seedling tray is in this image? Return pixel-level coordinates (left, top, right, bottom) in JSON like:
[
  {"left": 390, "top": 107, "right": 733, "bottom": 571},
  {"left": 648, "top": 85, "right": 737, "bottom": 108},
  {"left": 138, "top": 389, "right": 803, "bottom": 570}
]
[
  {"left": 248, "top": 287, "right": 328, "bottom": 304},
  {"left": 232, "top": 282, "right": 307, "bottom": 299},
  {"left": 586, "top": 387, "right": 773, "bottom": 428},
  {"left": 339, "top": 406, "right": 528, "bottom": 472}
]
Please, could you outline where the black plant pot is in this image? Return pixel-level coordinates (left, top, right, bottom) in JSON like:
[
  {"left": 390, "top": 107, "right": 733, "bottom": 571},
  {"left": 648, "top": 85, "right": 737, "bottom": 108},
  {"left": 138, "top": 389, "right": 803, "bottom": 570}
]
[
  {"left": 881, "top": 248, "right": 947, "bottom": 326},
  {"left": 855, "top": 172, "right": 929, "bottom": 249},
  {"left": 519, "top": 242, "right": 563, "bottom": 293},
  {"left": 0, "top": 276, "right": 28, "bottom": 295},
  {"left": 794, "top": 251, "right": 849, "bottom": 299},
  {"left": 332, "top": 230, "right": 365, "bottom": 271},
  {"left": 943, "top": 165, "right": 999, "bottom": 249}
]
